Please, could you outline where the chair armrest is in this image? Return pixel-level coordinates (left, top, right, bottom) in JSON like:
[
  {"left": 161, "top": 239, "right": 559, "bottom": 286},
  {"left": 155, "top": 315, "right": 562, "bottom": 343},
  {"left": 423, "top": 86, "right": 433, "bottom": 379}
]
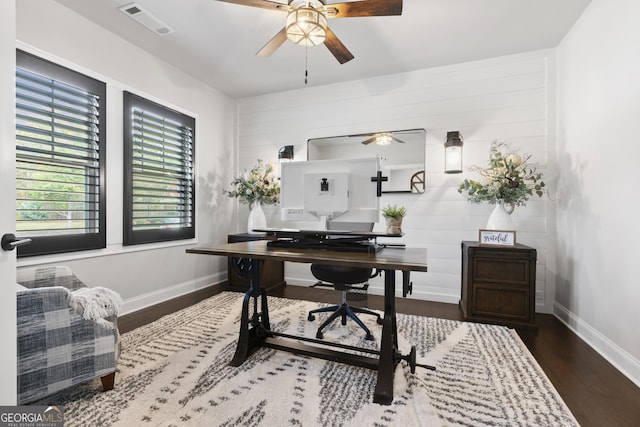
[
  {"left": 17, "top": 266, "right": 87, "bottom": 291},
  {"left": 17, "top": 286, "right": 72, "bottom": 323}
]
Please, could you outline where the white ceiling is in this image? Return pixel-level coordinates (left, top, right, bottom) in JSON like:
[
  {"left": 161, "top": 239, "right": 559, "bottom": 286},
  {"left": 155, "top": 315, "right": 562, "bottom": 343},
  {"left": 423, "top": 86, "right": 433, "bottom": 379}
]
[{"left": 53, "top": 0, "right": 591, "bottom": 99}]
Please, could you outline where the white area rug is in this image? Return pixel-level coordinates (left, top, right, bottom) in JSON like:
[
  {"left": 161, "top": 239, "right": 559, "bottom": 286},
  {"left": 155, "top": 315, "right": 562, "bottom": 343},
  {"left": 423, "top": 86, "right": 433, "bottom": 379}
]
[{"left": 41, "top": 292, "right": 579, "bottom": 426}]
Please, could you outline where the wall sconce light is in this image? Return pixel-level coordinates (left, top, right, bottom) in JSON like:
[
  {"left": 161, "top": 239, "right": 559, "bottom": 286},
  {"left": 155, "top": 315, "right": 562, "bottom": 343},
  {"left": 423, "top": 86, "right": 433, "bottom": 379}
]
[
  {"left": 444, "top": 131, "right": 463, "bottom": 174},
  {"left": 278, "top": 145, "right": 294, "bottom": 160}
]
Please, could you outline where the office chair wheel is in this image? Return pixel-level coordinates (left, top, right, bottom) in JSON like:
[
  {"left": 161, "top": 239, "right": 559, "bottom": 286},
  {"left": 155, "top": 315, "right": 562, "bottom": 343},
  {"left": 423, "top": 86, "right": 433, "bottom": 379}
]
[
  {"left": 316, "top": 331, "right": 324, "bottom": 339},
  {"left": 365, "top": 333, "right": 374, "bottom": 341},
  {"left": 308, "top": 314, "right": 315, "bottom": 321},
  {"left": 376, "top": 317, "right": 383, "bottom": 325}
]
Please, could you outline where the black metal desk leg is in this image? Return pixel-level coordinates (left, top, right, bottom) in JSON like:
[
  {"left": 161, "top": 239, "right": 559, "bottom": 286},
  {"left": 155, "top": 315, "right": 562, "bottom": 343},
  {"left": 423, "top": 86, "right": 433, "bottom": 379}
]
[
  {"left": 373, "top": 268, "right": 399, "bottom": 405},
  {"left": 230, "top": 258, "right": 270, "bottom": 366}
]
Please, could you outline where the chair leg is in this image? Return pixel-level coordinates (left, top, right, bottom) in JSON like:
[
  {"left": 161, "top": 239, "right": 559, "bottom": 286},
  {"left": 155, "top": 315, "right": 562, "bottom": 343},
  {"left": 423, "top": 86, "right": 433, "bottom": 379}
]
[
  {"left": 313, "top": 304, "right": 376, "bottom": 341},
  {"left": 308, "top": 305, "right": 340, "bottom": 321},
  {"left": 315, "top": 305, "right": 348, "bottom": 339},
  {"left": 344, "top": 306, "right": 374, "bottom": 341},
  {"left": 310, "top": 289, "right": 379, "bottom": 340},
  {"left": 101, "top": 372, "right": 115, "bottom": 391},
  {"left": 350, "top": 306, "right": 383, "bottom": 325}
]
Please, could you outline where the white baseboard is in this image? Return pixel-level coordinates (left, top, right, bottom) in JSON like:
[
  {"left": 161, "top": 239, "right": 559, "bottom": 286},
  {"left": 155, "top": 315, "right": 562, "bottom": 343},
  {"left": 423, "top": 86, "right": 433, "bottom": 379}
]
[
  {"left": 553, "top": 301, "right": 640, "bottom": 389},
  {"left": 121, "top": 272, "right": 225, "bottom": 315}
]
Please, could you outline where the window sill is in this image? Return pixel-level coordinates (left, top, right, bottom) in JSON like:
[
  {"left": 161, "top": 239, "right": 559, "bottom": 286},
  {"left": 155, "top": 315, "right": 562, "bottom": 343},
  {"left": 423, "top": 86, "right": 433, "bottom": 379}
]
[{"left": 17, "top": 238, "right": 198, "bottom": 268}]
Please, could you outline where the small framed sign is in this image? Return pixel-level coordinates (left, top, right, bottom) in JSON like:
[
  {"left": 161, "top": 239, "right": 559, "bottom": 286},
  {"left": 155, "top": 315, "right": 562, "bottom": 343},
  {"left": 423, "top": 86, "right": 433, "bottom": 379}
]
[{"left": 479, "top": 229, "right": 516, "bottom": 247}]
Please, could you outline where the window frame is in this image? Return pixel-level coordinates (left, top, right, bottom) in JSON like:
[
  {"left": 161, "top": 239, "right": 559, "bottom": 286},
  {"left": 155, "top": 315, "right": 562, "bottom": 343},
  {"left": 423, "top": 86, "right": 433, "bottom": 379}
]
[
  {"left": 122, "top": 91, "right": 195, "bottom": 246},
  {"left": 15, "top": 50, "right": 107, "bottom": 257}
]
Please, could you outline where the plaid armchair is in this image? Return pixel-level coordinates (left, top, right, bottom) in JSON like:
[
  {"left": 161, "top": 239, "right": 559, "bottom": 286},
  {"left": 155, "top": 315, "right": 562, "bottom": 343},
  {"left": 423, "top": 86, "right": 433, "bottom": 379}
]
[{"left": 16, "top": 266, "right": 120, "bottom": 404}]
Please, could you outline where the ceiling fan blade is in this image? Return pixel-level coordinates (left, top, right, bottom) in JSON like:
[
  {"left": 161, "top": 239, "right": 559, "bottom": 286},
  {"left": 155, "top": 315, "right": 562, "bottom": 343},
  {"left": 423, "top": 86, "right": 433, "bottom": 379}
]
[
  {"left": 257, "top": 27, "right": 288, "bottom": 57},
  {"left": 349, "top": 132, "right": 380, "bottom": 138},
  {"left": 325, "top": 0, "right": 402, "bottom": 18},
  {"left": 361, "top": 136, "right": 377, "bottom": 145},
  {"left": 324, "top": 28, "right": 354, "bottom": 64},
  {"left": 391, "top": 136, "right": 406, "bottom": 144},
  {"left": 216, "top": 0, "right": 290, "bottom": 13}
]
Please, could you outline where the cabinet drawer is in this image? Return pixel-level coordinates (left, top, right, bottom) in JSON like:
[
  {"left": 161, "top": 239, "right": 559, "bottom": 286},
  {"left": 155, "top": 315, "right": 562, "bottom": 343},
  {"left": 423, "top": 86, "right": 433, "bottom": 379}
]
[
  {"left": 471, "top": 283, "right": 530, "bottom": 321},
  {"left": 472, "top": 257, "right": 530, "bottom": 286}
]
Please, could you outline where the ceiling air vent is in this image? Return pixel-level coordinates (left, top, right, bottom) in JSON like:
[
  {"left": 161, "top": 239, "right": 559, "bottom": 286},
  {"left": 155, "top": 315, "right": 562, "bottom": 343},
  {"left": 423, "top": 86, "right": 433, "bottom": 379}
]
[{"left": 118, "top": 3, "right": 174, "bottom": 36}]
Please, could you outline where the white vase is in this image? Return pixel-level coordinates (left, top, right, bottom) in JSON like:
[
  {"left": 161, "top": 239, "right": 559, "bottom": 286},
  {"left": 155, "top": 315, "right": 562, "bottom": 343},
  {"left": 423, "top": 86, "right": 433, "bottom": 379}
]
[
  {"left": 486, "top": 200, "right": 515, "bottom": 231},
  {"left": 247, "top": 201, "right": 267, "bottom": 234}
]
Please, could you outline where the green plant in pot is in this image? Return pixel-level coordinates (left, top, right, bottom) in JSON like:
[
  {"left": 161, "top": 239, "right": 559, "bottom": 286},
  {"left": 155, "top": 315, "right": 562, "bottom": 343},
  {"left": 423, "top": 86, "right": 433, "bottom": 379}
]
[{"left": 382, "top": 204, "right": 406, "bottom": 235}]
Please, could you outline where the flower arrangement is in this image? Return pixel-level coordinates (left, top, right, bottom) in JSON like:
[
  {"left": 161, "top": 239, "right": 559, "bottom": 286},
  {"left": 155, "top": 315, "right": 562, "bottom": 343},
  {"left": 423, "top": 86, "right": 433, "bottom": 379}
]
[
  {"left": 458, "top": 142, "right": 546, "bottom": 206},
  {"left": 223, "top": 159, "right": 280, "bottom": 206}
]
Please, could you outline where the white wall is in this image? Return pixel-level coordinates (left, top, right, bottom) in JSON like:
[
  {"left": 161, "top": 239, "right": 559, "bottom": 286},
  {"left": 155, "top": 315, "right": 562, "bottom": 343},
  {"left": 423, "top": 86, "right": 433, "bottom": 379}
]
[
  {"left": 0, "top": 0, "right": 17, "bottom": 405},
  {"left": 16, "top": 0, "right": 237, "bottom": 313},
  {"left": 237, "top": 50, "right": 555, "bottom": 311},
  {"left": 555, "top": 0, "right": 640, "bottom": 386}
]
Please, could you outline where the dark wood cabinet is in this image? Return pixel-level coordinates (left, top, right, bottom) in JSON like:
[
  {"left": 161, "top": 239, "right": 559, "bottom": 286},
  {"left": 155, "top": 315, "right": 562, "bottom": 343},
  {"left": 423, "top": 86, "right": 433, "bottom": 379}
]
[
  {"left": 227, "top": 234, "right": 285, "bottom": 292},
  {"left": 460, "top": 240, "right": 537, "bottom": 329}
]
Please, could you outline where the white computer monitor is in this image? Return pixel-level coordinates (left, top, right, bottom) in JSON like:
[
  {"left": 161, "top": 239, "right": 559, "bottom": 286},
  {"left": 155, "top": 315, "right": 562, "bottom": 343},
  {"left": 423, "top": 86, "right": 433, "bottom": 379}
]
[{"left": 280, "top": 157, "right": 381, "bottom": 230}]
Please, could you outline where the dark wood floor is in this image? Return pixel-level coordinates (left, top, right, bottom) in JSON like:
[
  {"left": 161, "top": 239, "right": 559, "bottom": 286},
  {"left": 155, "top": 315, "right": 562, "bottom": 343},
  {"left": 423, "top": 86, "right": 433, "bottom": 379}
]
[{"left": 119, "top": 284, "right": 640, "bottom": 427}]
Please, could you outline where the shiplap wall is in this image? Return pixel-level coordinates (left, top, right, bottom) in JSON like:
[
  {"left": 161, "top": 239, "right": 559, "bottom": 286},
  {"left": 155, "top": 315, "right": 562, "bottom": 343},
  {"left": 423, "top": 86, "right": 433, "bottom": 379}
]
[{"left": 235, "top": 50, "right": 555, "bottom": 312}]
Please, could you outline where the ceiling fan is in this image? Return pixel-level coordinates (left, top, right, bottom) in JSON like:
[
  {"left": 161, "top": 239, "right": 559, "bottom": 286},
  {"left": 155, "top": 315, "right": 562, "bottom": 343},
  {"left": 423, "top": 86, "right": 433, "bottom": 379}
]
[
  {"left": 360, "top": 132, "right": 405, "bottom": 145},
  {"left": 217, "top": 0, "right": 403, "bottom": 64},
  {"left": 352, "top": 129, "right": 424, "bottom": 145}
]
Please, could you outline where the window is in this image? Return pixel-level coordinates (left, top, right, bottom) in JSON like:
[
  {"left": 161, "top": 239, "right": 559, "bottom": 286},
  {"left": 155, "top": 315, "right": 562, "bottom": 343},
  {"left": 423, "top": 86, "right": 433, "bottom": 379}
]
[
  {"left": 15, "top": 50, "right": 107, "bottom": 257},
  {"left": 123, "top": 92, "right": 195, "bottom": 245}
]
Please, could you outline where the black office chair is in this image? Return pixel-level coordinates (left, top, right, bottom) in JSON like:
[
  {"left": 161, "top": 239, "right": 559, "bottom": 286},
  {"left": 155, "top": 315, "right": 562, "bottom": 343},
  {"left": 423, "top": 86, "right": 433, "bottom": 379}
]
[{"left": 307, "top": 264, "right": 383, "bottom": 341}]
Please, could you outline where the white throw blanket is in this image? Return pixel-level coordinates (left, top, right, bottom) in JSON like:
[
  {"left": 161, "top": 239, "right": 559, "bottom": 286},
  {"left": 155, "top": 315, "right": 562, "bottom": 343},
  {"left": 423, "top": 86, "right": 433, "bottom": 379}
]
[{"left": 69, "top": 287, "right": 123, "bottom": 330}]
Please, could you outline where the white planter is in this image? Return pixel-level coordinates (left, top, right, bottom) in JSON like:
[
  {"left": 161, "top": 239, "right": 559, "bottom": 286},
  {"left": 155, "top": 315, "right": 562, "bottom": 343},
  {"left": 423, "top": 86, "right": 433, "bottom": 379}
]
[
  {"left": 384, "top": 216, "right": 403, "bottom": 234},
  {"left": 247, "top": 201, "right": 266, "bottom": 234},
  {"left": 486, "top": 200, "right": 515, "bottom": 231}
]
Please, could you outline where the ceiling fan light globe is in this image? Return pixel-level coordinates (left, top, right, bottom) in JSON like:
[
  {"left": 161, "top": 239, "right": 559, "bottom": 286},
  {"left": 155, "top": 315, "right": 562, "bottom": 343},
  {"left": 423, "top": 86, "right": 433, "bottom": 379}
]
[
  {"left": 286, "top": 4, "right": 327, "bottom": 47},
  {"left": 376, "top": 134, "right": 393, "bottom": 145}
]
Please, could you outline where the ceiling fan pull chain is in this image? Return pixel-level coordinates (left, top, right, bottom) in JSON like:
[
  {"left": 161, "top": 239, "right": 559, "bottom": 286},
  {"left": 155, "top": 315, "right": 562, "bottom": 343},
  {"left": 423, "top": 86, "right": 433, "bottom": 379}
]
[{"left": 305, "top": 46, "right": 309, "bottom": 85}]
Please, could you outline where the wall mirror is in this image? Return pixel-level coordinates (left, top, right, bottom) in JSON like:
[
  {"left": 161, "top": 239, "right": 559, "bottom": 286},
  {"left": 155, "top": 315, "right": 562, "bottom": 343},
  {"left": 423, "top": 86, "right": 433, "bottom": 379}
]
[{"left": 307, "top": 128, "right": 426, "bottom": 193}]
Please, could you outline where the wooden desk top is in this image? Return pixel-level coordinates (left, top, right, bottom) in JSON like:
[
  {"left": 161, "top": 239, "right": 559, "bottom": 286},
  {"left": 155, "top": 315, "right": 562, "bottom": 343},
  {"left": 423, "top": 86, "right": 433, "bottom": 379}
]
[{"left": 187, "top": 240, "right": 428, "bottom": 272}]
